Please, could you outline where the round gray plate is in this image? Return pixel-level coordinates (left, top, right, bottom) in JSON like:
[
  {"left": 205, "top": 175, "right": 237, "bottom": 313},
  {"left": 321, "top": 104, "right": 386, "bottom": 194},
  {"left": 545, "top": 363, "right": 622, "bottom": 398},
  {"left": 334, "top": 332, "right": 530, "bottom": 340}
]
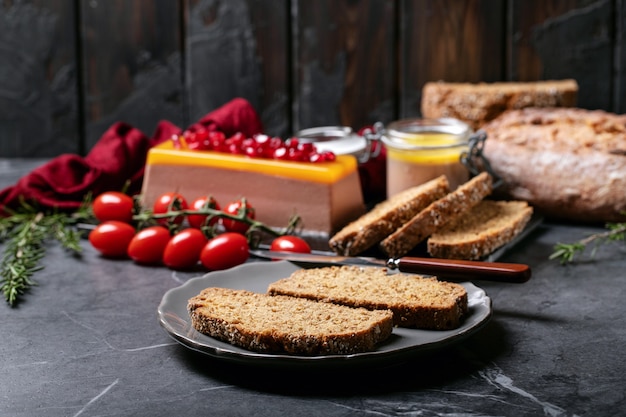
[{"left": 158, "top": 261, "right": 492, "bottom": 369}]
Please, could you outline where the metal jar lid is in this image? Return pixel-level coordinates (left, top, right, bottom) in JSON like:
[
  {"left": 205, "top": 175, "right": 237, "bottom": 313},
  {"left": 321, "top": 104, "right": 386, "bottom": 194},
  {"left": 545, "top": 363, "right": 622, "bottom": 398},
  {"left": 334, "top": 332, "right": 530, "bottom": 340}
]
[{"left": 295, "top": 124, "right": 383, "bottom": 163}]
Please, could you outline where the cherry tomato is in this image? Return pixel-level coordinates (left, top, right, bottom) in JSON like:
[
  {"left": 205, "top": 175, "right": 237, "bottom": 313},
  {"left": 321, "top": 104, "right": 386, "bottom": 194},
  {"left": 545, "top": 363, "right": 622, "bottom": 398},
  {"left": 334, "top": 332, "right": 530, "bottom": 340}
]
[
  {"left": 153, "top": 192, "right": 188, "bottom": 225},
  {"left": 163, "top": 228, "right": 207, "bottom": 270},
  {"left": 200, "top": 232, "right": 249, "bottom": 271},
  {"left": 270, "top": 235, "right": 311, "bottom": 254},
  {"left": 187, "top": 196, "right": 220, "bottom": 228},
  {"left": 127, "top": 226, "right": 171, "bottom": 265},
  {"left": 92, "top": 191, "right": 134, "bottom": 223},
  {"left": 222, "top": 200, "right": 255, "bottom": 234},
  {"left": 89, "top": 221, "right": 136, "bottom": 258}
]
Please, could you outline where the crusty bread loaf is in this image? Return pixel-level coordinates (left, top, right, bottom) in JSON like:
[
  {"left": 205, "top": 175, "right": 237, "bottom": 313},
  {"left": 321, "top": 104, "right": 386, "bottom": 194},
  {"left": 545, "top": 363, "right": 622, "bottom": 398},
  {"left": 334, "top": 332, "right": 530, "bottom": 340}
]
[
  {"left": 427, "top": 200, "right": 533, "bottom": 260},
  {"left": 421, "top": 79, "right": 578, "bottom": 130},
  {"left": 482, "top": 107, "right": 626, "bottom": 223},
  {"left": 380, "top": 172, "right": 493, "bottom": 258},
  {"left": 268, "top": 266, "right": 468, "bottom": 330},
  {"left": 188, "top": 287, "right": 394, "bottom": 355},
  {"left": 329, "top": 175, "right": 450, "bottom": 256}
]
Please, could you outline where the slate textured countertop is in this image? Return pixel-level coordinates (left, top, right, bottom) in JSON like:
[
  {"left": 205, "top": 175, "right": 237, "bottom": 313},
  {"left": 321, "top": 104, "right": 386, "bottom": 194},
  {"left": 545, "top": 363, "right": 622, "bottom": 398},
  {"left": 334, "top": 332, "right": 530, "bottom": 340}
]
[{"left": 1, "top": 159, "right": 625, "bottom": 417}]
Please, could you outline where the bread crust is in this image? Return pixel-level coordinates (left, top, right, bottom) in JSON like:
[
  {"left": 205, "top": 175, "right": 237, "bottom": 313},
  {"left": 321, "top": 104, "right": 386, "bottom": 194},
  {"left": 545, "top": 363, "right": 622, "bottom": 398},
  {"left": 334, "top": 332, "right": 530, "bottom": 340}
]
[
  {"left": 427, "top": 200, "right": 533, "bottom": 260},
  {"left": 421, "top": 79, "right": 578, "bottom": 130},
  {"left": 188, "top": 287, "right": 393, "bottom": 355},
  {"left": 268, "top": 266, "right": 468, "bottom": 330},
  {"left": 329, "top": 175, "right": 450, "bottom": 255},
  {"left": 482, "top": 107, "right": 626, "bottom": 223},
  {"left": 380, "top": 172, "right": 493, "bottom": 258}
]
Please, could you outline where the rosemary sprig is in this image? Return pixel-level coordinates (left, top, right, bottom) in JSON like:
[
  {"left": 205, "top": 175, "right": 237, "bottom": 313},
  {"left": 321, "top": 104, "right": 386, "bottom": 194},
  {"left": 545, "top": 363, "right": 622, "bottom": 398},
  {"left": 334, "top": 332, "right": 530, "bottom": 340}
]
[
  {"left": 550, "top": 220, "right": 626, "bottom": 264},
  {"left": 0, "top": 202, "right": 90, "bottom": 306}
]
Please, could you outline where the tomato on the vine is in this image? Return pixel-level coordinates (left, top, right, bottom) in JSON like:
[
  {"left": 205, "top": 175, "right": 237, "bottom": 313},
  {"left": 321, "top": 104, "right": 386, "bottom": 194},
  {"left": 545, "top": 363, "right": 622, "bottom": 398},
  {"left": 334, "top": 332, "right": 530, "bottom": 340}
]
[
  {"left": 200, "top": 232, "right": 249, "bottom": 271},
  {"left": 89, "top": 221, "right": 136, "bottom": 258},
  {"left": 163, "top": 228, "right": 207, "bottom": 270},
  {"left": 127, "top": 226, "right": 171, "bottom": 265},
  {"left": 270, "top": 235, "right": 311, "bottom": 254},
  {"left": 187, "top": 196, "right": 220, "bottom": 228},
  {"left": 222, "top": 200, "right": 255, "bottom": 234},
  {"left": 92, "top": 191, "right": 134, "bottom": 223},
  {"left": 153, "top": 192, "right": 188, "bottom": 225}
]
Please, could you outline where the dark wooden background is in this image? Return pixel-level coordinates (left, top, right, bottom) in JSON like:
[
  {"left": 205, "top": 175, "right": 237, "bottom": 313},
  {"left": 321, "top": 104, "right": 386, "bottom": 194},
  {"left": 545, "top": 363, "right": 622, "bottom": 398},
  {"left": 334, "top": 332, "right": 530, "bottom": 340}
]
[{"left": 0, "top": 0, "right": 624, "bottom": 158}]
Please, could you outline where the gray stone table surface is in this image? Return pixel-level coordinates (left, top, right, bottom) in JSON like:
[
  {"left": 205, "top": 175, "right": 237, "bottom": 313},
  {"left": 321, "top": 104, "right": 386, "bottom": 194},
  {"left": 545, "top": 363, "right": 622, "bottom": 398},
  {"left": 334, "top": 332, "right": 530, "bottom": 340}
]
[{"left": 1, "top": 158, "right": 625, "bottom": 416}]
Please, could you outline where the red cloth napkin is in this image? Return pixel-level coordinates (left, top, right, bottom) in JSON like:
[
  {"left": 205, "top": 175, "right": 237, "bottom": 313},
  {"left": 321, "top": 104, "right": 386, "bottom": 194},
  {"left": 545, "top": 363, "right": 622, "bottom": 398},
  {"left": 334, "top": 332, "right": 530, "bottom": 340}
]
[{"left": 0, "top": 98, "right": 263, "bottom": 215}]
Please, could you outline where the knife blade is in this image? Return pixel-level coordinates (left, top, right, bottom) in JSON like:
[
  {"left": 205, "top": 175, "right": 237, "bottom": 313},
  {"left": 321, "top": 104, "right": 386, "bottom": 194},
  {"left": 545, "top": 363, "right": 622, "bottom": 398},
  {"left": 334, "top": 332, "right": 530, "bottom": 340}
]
[{"left": 249, "top": 250, "right": 531, "bottom": 283}]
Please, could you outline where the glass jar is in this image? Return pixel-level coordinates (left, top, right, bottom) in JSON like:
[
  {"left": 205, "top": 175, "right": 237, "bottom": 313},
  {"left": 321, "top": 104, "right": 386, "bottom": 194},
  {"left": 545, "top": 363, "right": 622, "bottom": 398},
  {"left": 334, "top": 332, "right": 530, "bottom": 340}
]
[
  {"left": 382, "top": 118, "right": 470, "bottom": 197},
  {"left": 295, "top": 124, "right": 382, "bottom": 163}
]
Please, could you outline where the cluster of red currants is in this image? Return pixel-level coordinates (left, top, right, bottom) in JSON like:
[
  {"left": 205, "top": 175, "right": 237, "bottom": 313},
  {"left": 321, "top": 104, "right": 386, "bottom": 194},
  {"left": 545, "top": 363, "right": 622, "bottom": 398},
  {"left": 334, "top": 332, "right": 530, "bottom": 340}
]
[{"left": 176, "top": 130, "right": 336, "bottom": 163}]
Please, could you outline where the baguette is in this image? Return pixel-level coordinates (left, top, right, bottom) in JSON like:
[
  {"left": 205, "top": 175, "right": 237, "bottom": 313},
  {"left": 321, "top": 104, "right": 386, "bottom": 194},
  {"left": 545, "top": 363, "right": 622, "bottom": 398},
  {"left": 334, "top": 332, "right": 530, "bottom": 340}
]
[
  {"left": 421, "top": 79, "right": 578, "bottom": 130},
  {"left": 427, "top": 200, "right": 533, "bottom": 260},
  {"left": 380, "top": 172, "right": 493, "bottom": 258},
  {"left": 188, "top": 287, "right": 393, "bottom": 355},
  {"left": 329, "top": 175, "right": 450, "bottom": 255},
  {"left": 267, "top": 265, "right": 468, "bottom": 330}
]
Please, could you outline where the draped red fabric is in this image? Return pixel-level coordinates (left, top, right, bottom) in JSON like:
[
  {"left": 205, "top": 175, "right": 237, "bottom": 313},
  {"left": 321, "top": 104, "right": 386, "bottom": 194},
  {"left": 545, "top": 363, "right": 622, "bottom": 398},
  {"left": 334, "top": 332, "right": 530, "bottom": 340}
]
[{"left": 0, "top": 98, "right": 263, "bottom": 214}]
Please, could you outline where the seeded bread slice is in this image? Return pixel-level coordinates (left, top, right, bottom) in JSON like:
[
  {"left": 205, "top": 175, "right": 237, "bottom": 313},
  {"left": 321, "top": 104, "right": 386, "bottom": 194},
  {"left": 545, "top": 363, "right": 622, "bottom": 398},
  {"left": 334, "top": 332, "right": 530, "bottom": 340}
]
[
  {"left": 427, "top": 200, "right": 533, "bottom": 260},
  {"left": 380, "top": 172, "right": 493, "bottom": 259},
  {"left": 267, "top": 265, "right": 468, "bottom": 330},
  {"left": 329, "top": 175, "right": 450, "bottom": 256},
  {"left": 188, "top": 287, "right": 393, "bottom": 355}
]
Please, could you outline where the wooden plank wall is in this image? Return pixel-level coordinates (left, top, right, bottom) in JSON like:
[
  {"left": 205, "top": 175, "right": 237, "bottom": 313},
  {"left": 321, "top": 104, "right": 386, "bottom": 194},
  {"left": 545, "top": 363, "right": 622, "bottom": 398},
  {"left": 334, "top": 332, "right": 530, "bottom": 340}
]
[{"left": 0, "top": 0, "right": 623, "bottom": 158}]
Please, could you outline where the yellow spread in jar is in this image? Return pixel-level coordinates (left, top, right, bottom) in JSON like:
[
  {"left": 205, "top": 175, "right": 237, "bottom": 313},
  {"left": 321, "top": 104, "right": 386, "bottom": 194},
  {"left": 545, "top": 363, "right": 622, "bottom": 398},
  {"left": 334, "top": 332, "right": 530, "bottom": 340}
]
[{"left": 383, "top": 119, "right": 470, "bottom": 196}]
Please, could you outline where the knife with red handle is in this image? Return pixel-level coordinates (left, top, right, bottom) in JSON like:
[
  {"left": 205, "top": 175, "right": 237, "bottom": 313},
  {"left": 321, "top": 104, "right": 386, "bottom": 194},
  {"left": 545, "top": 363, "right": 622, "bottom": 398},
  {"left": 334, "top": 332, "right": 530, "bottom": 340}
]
[
  {"left": 387, "top": 256, "right": 530, "bottom": 283},
  {"left": 249, "top": 250, "right": 531, "bottom": 283}
]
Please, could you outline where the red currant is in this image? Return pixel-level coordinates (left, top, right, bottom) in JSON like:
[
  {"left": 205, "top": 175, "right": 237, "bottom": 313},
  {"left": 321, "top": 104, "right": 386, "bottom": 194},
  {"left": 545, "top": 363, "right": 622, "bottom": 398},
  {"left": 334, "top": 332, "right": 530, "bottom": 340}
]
[{"left": 183, "top": 130, "right": 335, "bottom": 163}]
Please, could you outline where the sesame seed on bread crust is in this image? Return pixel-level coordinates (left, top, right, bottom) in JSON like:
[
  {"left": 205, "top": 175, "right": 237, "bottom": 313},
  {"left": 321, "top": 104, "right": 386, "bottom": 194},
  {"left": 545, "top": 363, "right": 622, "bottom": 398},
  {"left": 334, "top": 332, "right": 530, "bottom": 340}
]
[
  {"left": 329, "top": 175, "right": 450, "bottom": 256},
  {"left": 380, "top": 172, "right": 494, "bottom": 259},
  {"left": 267, "top": 265, "right": 468, "bottom": 330},
  {"left": 427, "top": 200, "right": 533, "bottom": 260},
  {"left": 188, "top": 287, "right": 394, "bottom": 355}
]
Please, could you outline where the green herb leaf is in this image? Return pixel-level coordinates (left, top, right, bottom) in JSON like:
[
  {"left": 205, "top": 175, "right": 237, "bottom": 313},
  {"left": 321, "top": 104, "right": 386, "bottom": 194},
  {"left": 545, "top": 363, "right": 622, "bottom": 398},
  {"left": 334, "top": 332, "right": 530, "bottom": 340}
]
[{"left": 550, "top": 217, "right": 626, "bottom": 264}]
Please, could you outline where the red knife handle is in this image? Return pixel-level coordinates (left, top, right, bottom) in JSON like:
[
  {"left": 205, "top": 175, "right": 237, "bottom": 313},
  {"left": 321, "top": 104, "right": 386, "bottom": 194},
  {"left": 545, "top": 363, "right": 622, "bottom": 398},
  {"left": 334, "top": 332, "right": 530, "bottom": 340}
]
[{"left": 395, "top": 257, "right": 531, "bottom": 283}]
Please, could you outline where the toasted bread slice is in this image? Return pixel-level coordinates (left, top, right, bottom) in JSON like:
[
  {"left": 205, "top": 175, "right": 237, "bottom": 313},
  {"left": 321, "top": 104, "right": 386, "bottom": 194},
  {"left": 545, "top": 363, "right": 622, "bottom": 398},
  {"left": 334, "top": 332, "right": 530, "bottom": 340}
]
[
  {"left": 379, "top": 172, "right": 493, "bottom": 259},
  {"left": 268, "top": 266, "right": 468, "bottom": 330},
  {"left": 188, "top": 287, "right": 393, "bottom": 355},
  {"left": 427, "top": 200, "right": 533, "bottom": 260},
  {"left": 329, "top": 175, "right": 450, "bottom": 255}
]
